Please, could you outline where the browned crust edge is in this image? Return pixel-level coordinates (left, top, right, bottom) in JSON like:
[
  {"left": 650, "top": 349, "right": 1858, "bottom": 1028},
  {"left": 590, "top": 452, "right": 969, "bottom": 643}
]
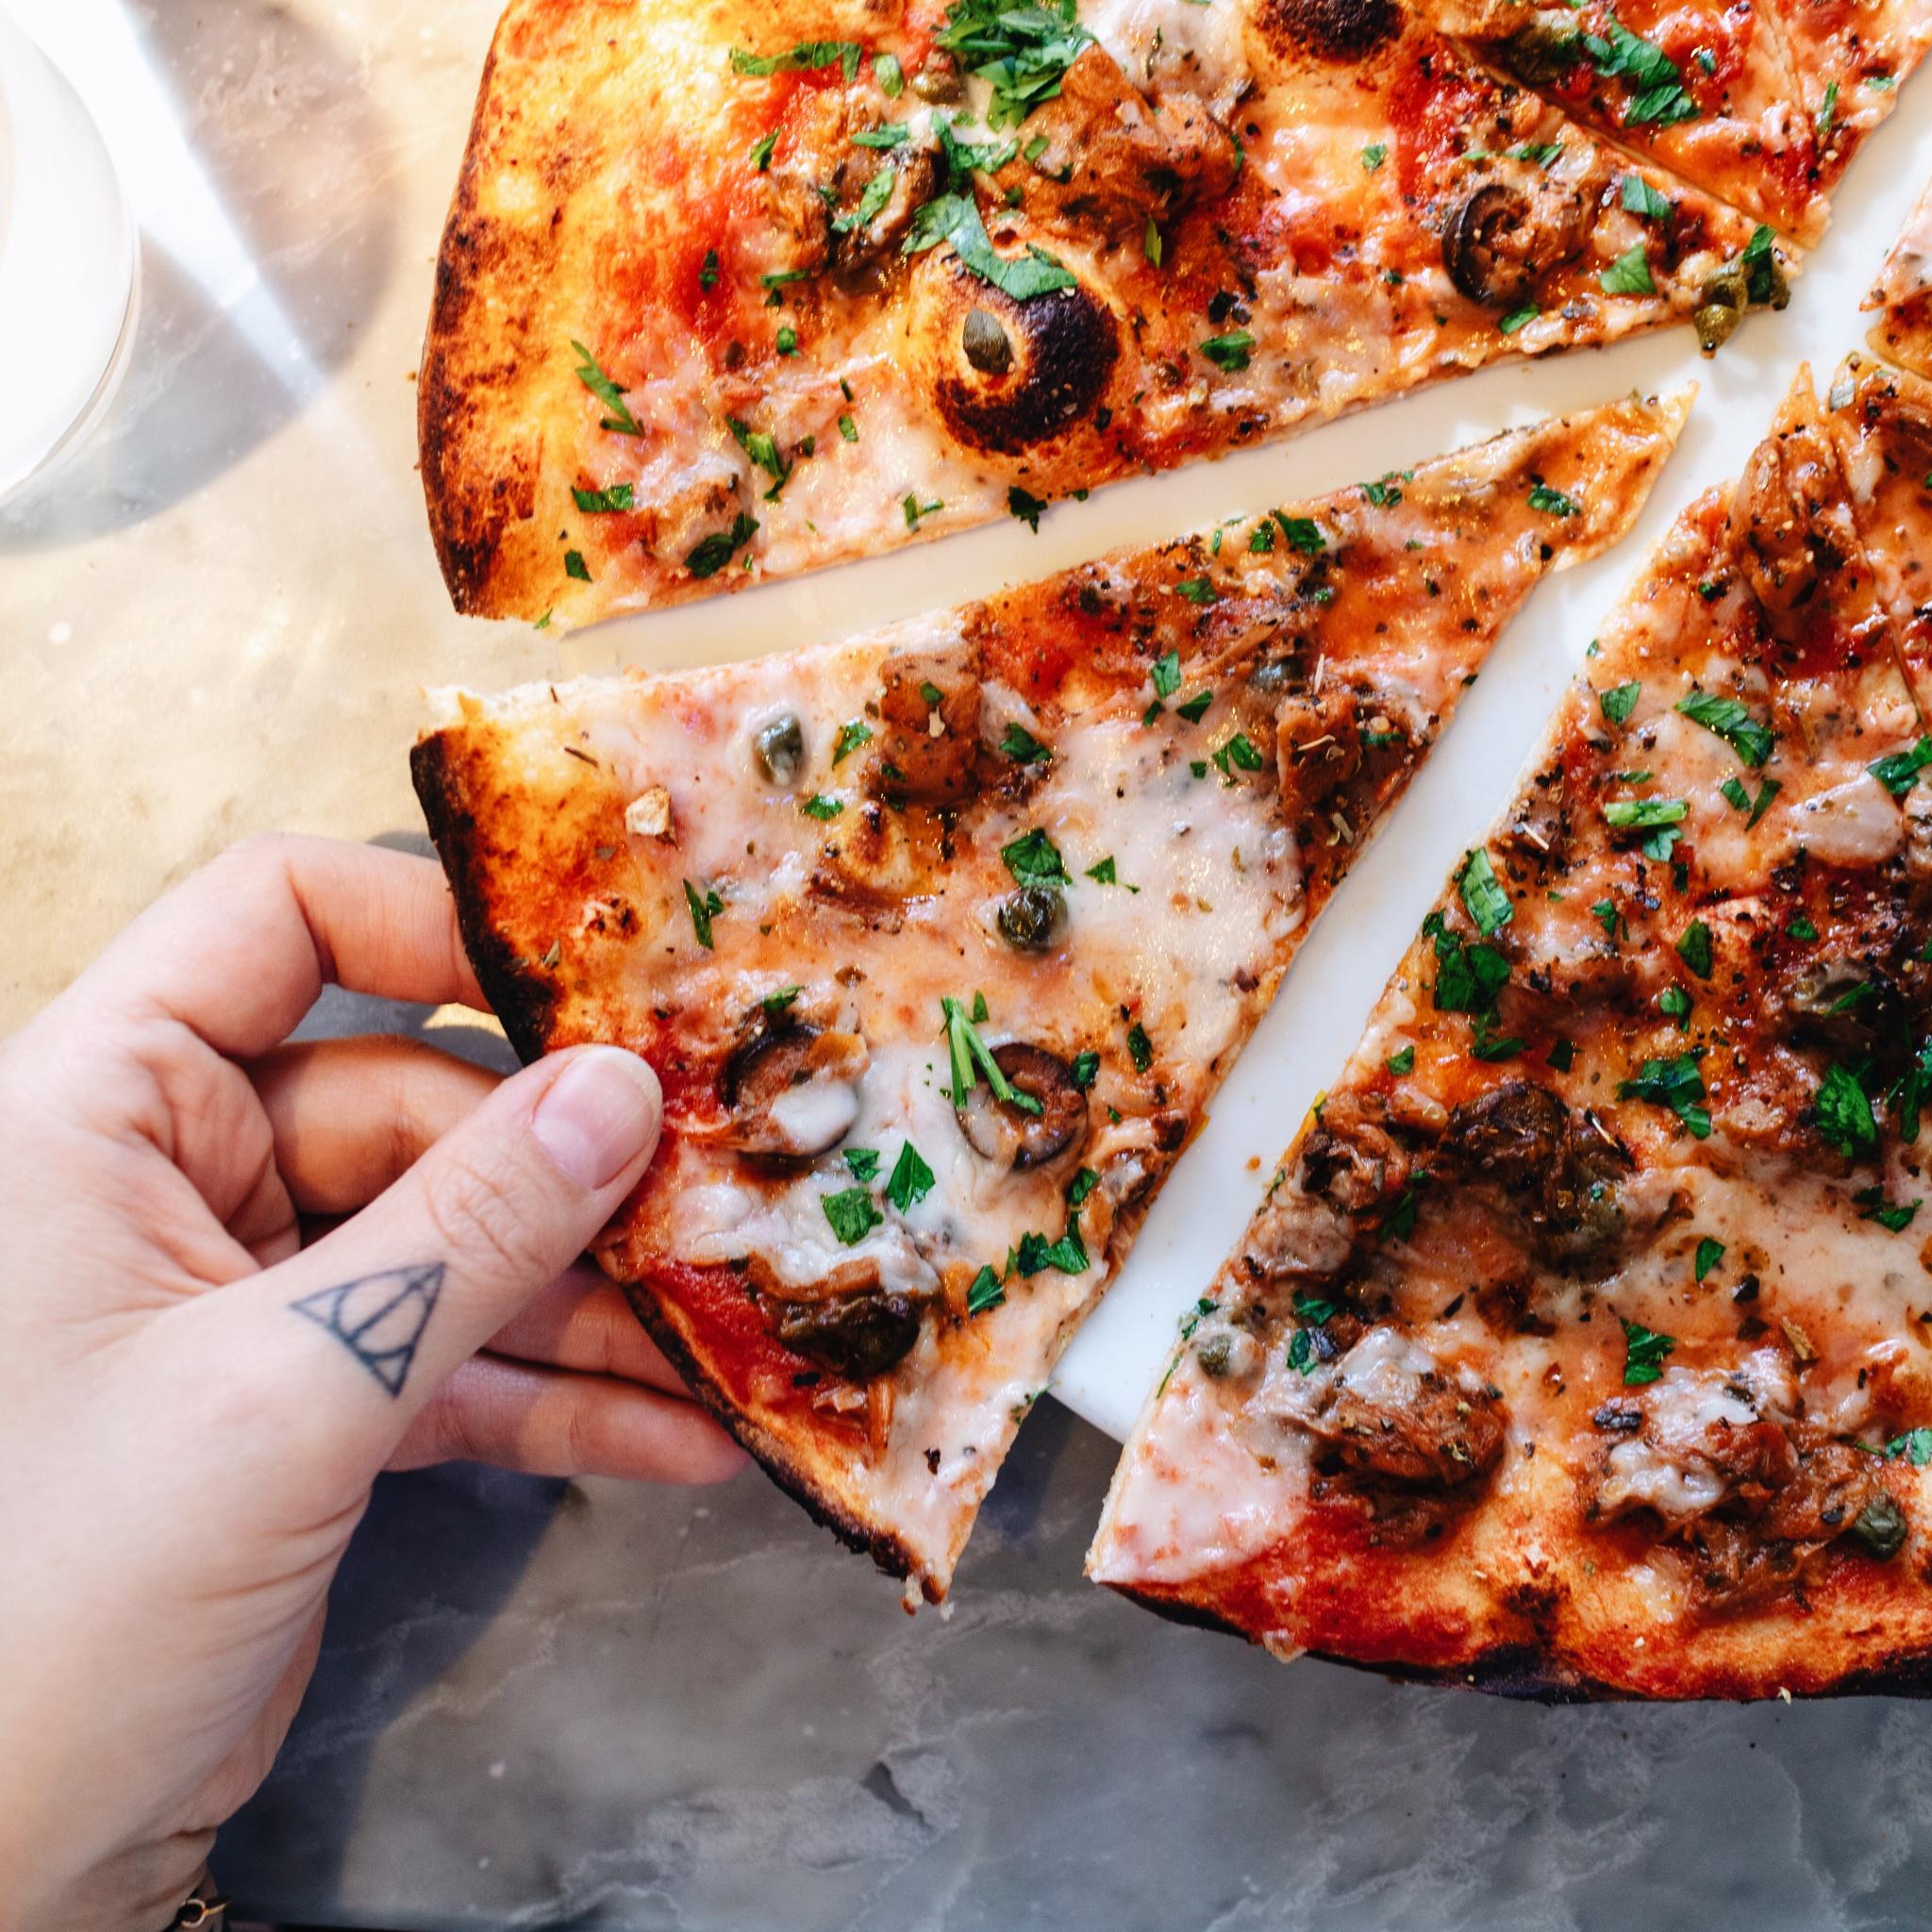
[
  {"left": 417, "top": 12, "right": 525, "bottom": 617},
  {"left": 1101, "top": 1582, "right": 1932, "bottom": 1702},
  {"left": 412, "top": 726, "right": 938, "bottom": 1597},
  {"left": 410, "top": 730, "right": 559, "bottom": 1063}
]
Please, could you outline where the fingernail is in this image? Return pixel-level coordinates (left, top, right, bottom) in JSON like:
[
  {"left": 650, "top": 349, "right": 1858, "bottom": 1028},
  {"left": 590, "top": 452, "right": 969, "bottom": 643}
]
[{"left": 532, "top": 1049, "right": 662, "bottom": 1189}]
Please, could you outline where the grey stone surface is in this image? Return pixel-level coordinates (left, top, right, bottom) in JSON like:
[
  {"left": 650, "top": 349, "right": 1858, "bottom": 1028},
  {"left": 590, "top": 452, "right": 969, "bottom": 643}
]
[{"left": 220, "top": 1403, "right": 1932, "bottom": 1930}]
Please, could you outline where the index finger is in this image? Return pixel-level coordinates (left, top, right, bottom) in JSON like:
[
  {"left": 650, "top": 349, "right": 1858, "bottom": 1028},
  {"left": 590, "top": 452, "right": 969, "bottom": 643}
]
[{"left": 74, "top": 835, "right": 488, "bottom": 1058}]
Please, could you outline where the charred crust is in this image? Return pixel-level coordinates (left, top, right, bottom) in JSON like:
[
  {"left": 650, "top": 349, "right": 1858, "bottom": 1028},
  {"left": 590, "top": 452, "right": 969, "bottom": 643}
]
[
  {"left": 616, "top": 1279, "right": 937, "bottom": 1598},
  {"left": 417, "top": 14, "right": 542, "bottom": 616},
  {"left": 1252, "top": 0, "right": 1399, "bottom": 62},
  {"left": 408, "top": 731, "right": 558, "bottom": 1064},
  {"left": 926, "top": 261, "right": 1118, "bottom": 454}
]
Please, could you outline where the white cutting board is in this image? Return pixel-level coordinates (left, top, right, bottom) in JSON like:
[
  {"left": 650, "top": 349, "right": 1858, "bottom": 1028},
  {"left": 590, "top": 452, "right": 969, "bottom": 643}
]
[{"left": 565, "top": 89, "right": 1932, "bottom": 1446}]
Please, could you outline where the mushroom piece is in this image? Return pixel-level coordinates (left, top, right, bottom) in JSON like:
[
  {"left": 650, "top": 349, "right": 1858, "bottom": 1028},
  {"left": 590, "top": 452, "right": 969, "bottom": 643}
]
[
  {"left": 958, "top": 1042, "right": 1090, "bottom": 1169},
  {"left": 719, "top": 1021, "right": 868, "bottom": 1158},
  {"left": 1440, "top": 172, "right": 1594, "bottom": 310},
  {"left": 774, "top": 1290, "right": 924, "bottom": 1379},
  {"left": 1730, "top": 420, "right": 1844, "bottom": 641}
]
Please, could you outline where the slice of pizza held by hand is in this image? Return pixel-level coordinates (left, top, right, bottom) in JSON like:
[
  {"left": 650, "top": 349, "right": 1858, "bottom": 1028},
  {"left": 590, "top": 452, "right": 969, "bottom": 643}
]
[
  {"left": 412, "top": 394, "right": 1683, "bottom": 1603},
  {"left": 1092, "top": 362, "right": 1932, "bottom": 1697},
  {"left": 419, "top": 0, "right": 1768, "bottom": 625}
]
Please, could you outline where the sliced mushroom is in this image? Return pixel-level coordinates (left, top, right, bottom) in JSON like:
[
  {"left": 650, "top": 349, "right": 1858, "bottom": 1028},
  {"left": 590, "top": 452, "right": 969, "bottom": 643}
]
[
  {"left": 958, "top": 1042, "right": 1090, "bottom": 1170},
  {"left": 720, "top": 1021, "right": 868, "bottom": 1158},
  {"left": 1731, "top": 420, "right": 1845, "bottom": 641},
  {"left": 868, "top": 653, "right": 984, "bottom": 805},
  {"left": 774, "top": 1290, "right": 924, "bottom": 1379}
]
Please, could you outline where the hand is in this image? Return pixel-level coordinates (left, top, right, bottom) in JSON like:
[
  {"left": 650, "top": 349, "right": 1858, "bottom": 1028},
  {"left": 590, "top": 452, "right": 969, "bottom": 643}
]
[{"left": 0, "top": 837, "right": 744, "bottom": 1931}]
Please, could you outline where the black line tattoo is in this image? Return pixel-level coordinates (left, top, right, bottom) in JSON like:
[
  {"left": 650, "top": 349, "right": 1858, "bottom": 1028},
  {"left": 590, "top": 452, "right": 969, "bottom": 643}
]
[{"left": 290, "top": 1263, "right": 445, "bottom": 1397}]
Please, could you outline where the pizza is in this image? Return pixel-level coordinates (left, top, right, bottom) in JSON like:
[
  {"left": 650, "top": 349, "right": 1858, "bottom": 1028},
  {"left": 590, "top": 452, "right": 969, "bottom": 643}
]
[
  {"left": 1865, "top": 175, "right": 1932, "bottom": 379},
  {"left": 1778, "top": 0, "right": 1932, "bottom": 192},
  {"left": 411, "top": 394, "right": 1684, "bottom": 1603},
  {"left": 418, "top": 0, "right": 1774, "bottom": 627},
  {"left": 1091, "top": 360, "right": 1932, "bottom": 1697},
  {"left": 1400, "top": 0, "right": 1830, "bottom": 242}
]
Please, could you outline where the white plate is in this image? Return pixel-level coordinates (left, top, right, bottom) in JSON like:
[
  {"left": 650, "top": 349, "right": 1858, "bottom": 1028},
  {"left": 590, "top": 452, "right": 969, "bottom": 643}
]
[{"left": 565, "top": 89, "right": 1932, "bottom": 1446}]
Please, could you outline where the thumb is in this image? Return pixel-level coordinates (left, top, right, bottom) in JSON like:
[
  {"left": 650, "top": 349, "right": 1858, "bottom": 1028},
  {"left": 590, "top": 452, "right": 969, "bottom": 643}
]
[{"left": 258, "top": 1044, "right": 661, "bottom": 1453}]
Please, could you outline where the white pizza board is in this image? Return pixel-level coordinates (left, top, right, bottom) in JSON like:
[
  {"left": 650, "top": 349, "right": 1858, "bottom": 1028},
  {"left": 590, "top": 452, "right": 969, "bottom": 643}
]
[{"left": 567, "top": 91, "right": 1932, "bottom": 1445}]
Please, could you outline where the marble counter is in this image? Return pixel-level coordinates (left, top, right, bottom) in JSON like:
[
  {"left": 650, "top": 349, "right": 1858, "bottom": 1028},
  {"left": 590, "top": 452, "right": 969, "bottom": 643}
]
[{"left": 8, "top": 3, "right": 1932, "bottom": 1926}]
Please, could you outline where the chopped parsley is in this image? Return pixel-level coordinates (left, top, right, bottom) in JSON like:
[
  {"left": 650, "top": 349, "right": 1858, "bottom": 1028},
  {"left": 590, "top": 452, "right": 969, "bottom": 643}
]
[
  {"left": 1457, "top": 847, "right": 1513, "bottom": 937},
  {"left": 1816, "top": 1061, "right": 1878, "bottom": 1157},
  {"left": 1675, "top": 918, "right": 1713, "bottom": 978},
  {"left": 1211, "top": 732, "right": 1266, "bottom": 779},
  {"left": 1694, "top": 1236, "right": 1725, "bottom": 1281},
  {"left": 1720, "top": 774, "right": 1781, "bottom": 825},
  {"left": 564, "top": 549, "right": 591, "bottom": 582},
  {"left": 731, "top": 39, "right": 862, "bottom": 78},
  {"left": 885, "top": 1141, "right": 937, "bottom": 1212},
  {"left": 1621, "top": 174, "right": 1673, "bottom": 219},
  {"left": 1126, "top": 1020, "right": 1154, "bottom": 1072},
  {"left": 801, "top": 793, "right": 844, "bottom": 821},
  {"left": 1086, "top": 857, "right": 1137, "bottom": 891},
  {"left": 1528, "top": 481, "right": 1580, "bottom": 517},
  {"left": 750, "top": 128, "right": 779, "bottom": 171},
  {"left": 1856, "top": 1187, "right": 1920, "bottom": 1232},
  {"left": 843, "top": 1147, "right": 881, "bottom": 1181},
  {"left": 942, "top": 995, "right": 1043, "bottom": 1116},
  {"left": 902, "top": 493, "right": 943, "bottom": 528},
  {"left": 1175, "top": 576, "right": 1218, "bottom": 605},
  {"left": 1676, "top": 687, "right": 1774, "bottom": 766},
  {"left": 1621, "top": 1317, "right": 1676, "bottom": 1386},
  {"left": 1599, "top": 242, "right": 1655, "bottom": 296},
  {"left": 1149, "top": 650, "right": 1181, "bottom": 703},
  {"left": 1617, "top": 1051, "right": 1710, "bottom": 1137},
  {"left": 1788, "top": 914, "right": 1819, "bottom": 941},
  {"left": 685, "top": 512, "right": 759, "bottom": 578},
  {"left": 1176, "top": 690, "right": 1213, "bottom": 724},
  {"left": 1143, "top": 218, "right": 1163, "bottom": 266},
  {"left": 838, "top": 412, "right": 859, "bottom": 442},
  {"left": 1887, "top": 1427, "right": 1932, "bottom": 1465},
  {"left": 1069, "top": 1050, "right": 1100, "bottom": 1091},
  {"left": 1008, "top": 484, "right": 1049, "bottom": 530},
  {"left": 852, "top": 125, "right": 910, "bottom": 148},
  {"left": 572, "top": 482, "right": 635, "bottom": 514},
  {"left": 1421, "top": 908, "right": 1511, "bottom": 1015},
  {"left": 822, "top": 1186, "right": 883, "bottom": 1244},
  {"left": 1870, "top": 736, "right": 1932, "bottom": 796},
  {"left": 832, "top": 719, "right": 873, "bottom": 765},
  {"left": 1658, "top": 985, "right": 1692, "bottom": 1029},
  {"left": 932, "top": 0, "right": 1093, "bottom": 128},
  {"left": 1000, "top": 722, "right": 1053, "bottom": 763},
  {"left": 1200, "top": 329, "right": 1256, "bottom": 372},
  {"left": 1361, "top": 142, "right": 1389, "bottom": 171},
  {"left": 762, "top": 985, "right": 802, "bottom": 1016},
  {"left": 728, "top": 417, "right": 790, "bottom": 499},
  {"left": 967, "top": 1265, "right": 1006, "bottom": 1315},
  {"left": 1817, "top": 77, "right": 1839, "bottom": 135},
  {"left": 682, "top": 879, "right": 724, "bottom": 950},
  {"left": 1584, "top": 20, "right": 1698, "bottom": 127},
  {"left": 569, "top": 340, "right": 643, "bottom": 436},
  {"left": 1275, "top": 513, "right": 1325, "bottom": 556},
  {"left": 1592, "top": 897, "right": 1625, "bottom": 940},
  {"left": 874, "top": 50, "right": 905, "bottom": 94},
  {"left": 1599, "top": 679, "right": 1642, "bottom": 724},
  {"left": 700, "top": 249, "right": 720, "bottom": 291},
  {"left": 1001, "top": 827, "right": 1070, "bottom": 888},
  {"left": 1605, "top": 795, "right": 1688, "bottom": 833},
  {"left": 1498, "top": 304, "right": 1541, "bottom": 335},
  {"left": 1361, "top": 471, "right": 1410, "bottom": 508},
  {"left": 1386, "top": 1045, "right": 1416, "bottom": 1075},
  {"left": 1016, "top": 1219, "right": 1090, "bottom": 1275},
  {"left": 903, "top": 191, "right": 1074, "bottom": 301},
  {"left": 1067, "top": 1168, "right": 1099, "bottom": 1208}
]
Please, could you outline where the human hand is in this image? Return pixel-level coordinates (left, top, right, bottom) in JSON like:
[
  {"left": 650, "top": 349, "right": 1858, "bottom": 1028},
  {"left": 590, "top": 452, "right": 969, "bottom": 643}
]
[{"left": 0, "top": 837, "right": 744, "bottom": 1931}]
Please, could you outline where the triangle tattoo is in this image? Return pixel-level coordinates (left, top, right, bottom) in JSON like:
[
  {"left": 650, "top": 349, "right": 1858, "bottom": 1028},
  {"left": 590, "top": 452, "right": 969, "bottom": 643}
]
[{"left": 290, "top": 1263, "right": 446, "bottom": 1397}]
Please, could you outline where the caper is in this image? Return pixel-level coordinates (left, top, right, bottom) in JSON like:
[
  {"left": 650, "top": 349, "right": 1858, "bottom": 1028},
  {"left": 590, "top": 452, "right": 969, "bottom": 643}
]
[
  {"left": 911, "top": 56, "right": 962, "bottom": 101},
  {"left": 1503, "top": 13, "right": 1585, "bottom": 83},
  {"left": 1851, "top": 1491, "right": 1907, "bottom": 1561},
  {"left": 753, "top": 713, "right": 805, "bottom": 785},
  {"left": 997, "top": 884, "right": 1064, "bottom": 952},
  {"left": 1249, "top": 656, "right": 1298, "bottom": 695},
  {"left": 1694, "top": 261, "right": 1748, "bottom": 353},
  {"left": 962, "top": 307, "right": 1015, "bottom": 376},
  {"left": 1196, "top": 1332, "right": 1235, "bottom": 1377}
]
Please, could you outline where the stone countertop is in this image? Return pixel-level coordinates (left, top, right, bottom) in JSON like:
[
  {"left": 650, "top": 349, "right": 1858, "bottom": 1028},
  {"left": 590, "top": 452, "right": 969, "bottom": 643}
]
[{"left": 6, "top": 4, "right": 1932, "bottom": 1926}]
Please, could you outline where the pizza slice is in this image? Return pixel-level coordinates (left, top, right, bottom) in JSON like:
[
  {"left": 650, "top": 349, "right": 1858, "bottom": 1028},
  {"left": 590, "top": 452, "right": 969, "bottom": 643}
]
[
  {"left": 1407, "top": 0, "right": 1829, "bottom": 242},
  {"left": 420, "top": 0, "right": 1771, "bottom": 626},
  {"left": 412, "top": 394, "right": 1685, "bottom": 1603},
  {"left": 1863, "top": 178, "right": 1932, "bottom": 378},
  {"left": 1770, "top": 0, "right": 1932, "bottom": 191},
  {"left": 1091, "top": 364, "right": 1932, "bottom": 1697}
]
